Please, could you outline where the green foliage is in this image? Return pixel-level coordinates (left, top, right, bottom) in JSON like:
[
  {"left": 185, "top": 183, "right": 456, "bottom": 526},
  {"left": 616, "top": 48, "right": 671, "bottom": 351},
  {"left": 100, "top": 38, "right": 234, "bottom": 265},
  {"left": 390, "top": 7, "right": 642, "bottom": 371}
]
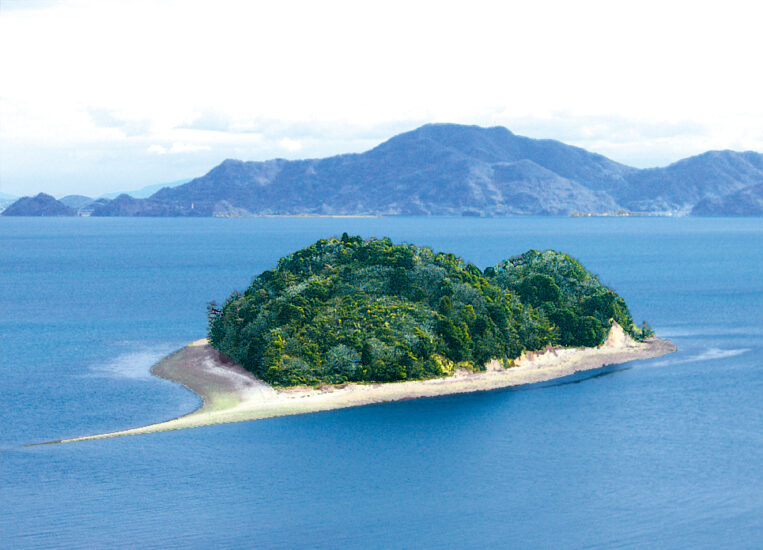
[
  {"left": 207, "top": 238, "right": 647, "bottom": 387},
  {"left": 516, "top": 274, "right": 561, "bottom": 307},
  {"left": 486, "top": 249, "right": 647, "bottom": 346},
  {"left": 636, "top": 321, "right": 655, "bottom": 340}
]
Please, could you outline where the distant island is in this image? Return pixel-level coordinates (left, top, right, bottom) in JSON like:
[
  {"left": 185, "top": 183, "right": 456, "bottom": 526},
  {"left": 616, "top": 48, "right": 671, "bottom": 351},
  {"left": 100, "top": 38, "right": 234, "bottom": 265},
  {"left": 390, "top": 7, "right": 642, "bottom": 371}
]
[
  {"left": 48, "top": 236, "right": 675, "bottom": 444},
  {"left": 2, "top": 193, "right": 77, "bottom": 217},
  {"left": 5, "top": 123, "right": 763, "bottom": 218}
]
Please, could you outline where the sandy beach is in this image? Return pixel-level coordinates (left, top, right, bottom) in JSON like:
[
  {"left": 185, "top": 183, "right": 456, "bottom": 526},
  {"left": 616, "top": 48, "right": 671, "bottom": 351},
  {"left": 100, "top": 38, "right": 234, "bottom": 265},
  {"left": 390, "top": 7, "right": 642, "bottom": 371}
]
[{"left": 48, "top": 323, "right": 675, "bottom": 444}]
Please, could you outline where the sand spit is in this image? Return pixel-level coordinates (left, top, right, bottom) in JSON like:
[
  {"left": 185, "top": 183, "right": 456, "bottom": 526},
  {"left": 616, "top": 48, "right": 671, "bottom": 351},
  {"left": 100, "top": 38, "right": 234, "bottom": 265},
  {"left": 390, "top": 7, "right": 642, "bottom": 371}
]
[{"left": 44, "top": 323, "right": 675, "bottom": 444}]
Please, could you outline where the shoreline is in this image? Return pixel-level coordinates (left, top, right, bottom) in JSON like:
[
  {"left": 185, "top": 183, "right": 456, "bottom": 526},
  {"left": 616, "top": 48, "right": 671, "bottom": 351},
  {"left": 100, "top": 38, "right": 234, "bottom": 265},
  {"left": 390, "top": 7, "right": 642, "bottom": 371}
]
[{"left": 42, "top": 324, "right": 676, "bottom": 444}]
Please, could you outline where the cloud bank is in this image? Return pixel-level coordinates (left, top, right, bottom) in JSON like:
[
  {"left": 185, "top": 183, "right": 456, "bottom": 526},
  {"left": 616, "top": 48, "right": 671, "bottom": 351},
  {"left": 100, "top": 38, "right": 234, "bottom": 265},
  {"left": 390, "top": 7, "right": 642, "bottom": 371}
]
[{"left": 1, "top": 0, "right": 761, "bottom": 195}]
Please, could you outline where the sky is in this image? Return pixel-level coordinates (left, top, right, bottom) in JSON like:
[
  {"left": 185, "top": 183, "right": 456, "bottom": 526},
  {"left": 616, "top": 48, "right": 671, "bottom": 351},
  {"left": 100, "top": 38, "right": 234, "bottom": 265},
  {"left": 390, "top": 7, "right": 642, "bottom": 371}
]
[{"left": 1, "top": 0, "right": 762, "bottom": 197}]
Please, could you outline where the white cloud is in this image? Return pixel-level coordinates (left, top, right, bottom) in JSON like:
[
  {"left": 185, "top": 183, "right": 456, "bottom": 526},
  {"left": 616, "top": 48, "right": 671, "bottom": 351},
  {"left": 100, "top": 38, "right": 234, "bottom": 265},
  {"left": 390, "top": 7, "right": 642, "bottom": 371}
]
[
  {"left": 147, "top": 144, "right": 167, "bottom": 155},
  {"left": 147, "top": 142, "right": 211, "bottom": 155},
  {"left": 278, "top": 138, "right": 302, "bottom": 152},
  {"left": 1, "top": 0, "right": 761, "bottom": 194},
  {"left": 168, "top": 142, "right": 211, "bottom": 154}
]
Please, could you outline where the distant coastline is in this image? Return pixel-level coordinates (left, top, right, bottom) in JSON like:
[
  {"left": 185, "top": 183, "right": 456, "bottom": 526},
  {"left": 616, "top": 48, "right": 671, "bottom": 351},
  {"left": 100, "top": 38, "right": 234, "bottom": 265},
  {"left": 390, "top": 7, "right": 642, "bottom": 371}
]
[
  {"left": 215, "top": 213, "right": 380, "bottom": 219},
  {"left": 570, "top": 210, "right": 664, "bottom": 217},
  {"left": 44, "top": 323, "right": 676, "bottom": 444}
]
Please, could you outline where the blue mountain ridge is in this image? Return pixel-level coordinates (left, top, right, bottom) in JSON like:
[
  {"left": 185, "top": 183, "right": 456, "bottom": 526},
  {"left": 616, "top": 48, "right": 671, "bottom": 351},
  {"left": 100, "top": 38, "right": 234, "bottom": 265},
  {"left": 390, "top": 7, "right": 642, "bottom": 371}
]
[{"left": 5, "top": 124, "right": 762, "bottom": 216}]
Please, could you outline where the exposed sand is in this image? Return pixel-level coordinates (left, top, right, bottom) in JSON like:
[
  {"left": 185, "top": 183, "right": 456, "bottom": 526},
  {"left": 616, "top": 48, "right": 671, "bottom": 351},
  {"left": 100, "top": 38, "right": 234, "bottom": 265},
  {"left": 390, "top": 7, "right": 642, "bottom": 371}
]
[{"left": 45, "top": 323, "right": 675, "bottom": 444}]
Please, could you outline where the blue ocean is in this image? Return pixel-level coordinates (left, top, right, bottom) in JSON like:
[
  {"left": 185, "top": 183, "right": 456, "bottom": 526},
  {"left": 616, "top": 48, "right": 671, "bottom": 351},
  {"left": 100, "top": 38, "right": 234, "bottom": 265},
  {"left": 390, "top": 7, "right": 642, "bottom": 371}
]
[{"left": 1, "top": 217, "right": 761, "bottom": 549}]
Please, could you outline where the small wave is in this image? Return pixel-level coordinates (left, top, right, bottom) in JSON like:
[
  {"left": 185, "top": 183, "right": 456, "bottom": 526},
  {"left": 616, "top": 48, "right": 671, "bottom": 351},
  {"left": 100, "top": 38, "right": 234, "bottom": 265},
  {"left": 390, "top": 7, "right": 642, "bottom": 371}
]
[
  {"left": 647, "top": 347, "right": 750, "bottom": 368},
  {"left": 88, "top": 346, "right": 176, "bottom": 380},
  {"left": 660, "top": 327, "right": 763, "bottom": 338},
  {"left": 690, "top": 347, "right": 751, "bottom": 362}
]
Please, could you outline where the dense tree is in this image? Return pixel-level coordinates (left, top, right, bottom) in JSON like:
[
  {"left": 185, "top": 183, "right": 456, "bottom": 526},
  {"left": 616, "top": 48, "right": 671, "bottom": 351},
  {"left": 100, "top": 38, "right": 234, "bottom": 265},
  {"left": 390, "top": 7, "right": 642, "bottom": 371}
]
[
  {"left": 208, "top": 237, "right": 649, "bottom": 387},
  {"left": 485, "top": 249, "right": 650, "bottom": 345}
]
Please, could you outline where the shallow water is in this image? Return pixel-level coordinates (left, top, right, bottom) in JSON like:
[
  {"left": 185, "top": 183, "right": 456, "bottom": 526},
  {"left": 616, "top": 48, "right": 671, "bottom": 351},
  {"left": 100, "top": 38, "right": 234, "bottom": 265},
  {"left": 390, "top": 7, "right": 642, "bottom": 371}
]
[{"left": 1, "top": 217, "right": 761, "bottom": 548}]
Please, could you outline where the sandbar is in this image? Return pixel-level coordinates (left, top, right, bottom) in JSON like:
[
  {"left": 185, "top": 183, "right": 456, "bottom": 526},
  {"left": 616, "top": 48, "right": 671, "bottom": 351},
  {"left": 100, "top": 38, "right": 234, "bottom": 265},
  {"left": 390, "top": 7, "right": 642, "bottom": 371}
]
[{"left": 46, "top": 323, "right": 676, "bottom": 444}]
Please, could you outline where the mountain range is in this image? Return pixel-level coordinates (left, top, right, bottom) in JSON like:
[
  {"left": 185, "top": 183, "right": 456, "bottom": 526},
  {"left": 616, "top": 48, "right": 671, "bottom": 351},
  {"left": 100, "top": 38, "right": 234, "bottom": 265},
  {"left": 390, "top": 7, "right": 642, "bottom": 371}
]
[{"left": 4, "top": 124, "right": 762, "bottom": 217}]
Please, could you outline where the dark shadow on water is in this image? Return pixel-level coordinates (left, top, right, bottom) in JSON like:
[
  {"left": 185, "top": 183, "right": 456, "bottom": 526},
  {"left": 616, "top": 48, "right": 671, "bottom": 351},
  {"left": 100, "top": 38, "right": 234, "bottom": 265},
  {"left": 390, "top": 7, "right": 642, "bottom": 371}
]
[
  {"left": 511, "top": 363, "right": 634, "bottom": 392},
  {"left": 303, "top": 362, "right": 638, "bottom": 420},
  {"left": 21, "top": 363, "right": 638, "bottom": 447}
]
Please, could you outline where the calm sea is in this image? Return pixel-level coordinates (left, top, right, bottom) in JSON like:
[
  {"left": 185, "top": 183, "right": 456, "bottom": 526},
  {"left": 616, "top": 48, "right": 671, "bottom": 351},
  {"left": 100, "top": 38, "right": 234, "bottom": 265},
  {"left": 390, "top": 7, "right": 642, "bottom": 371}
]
[{"left": 1, "top": 217, "right": 761, "bottom": 549}]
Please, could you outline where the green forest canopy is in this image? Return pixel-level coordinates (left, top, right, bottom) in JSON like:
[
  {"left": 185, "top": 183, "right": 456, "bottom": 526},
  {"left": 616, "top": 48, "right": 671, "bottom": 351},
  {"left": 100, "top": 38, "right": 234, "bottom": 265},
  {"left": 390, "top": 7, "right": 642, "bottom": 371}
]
[{"left": 208, "top": 234, "right": 653, "bottom": 387}]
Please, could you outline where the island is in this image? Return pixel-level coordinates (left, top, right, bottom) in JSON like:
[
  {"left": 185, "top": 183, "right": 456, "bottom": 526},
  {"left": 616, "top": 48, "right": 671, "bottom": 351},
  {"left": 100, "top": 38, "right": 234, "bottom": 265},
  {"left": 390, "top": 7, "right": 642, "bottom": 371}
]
[
  {"left": 48, "top": 235, "right": 676, "bottom": 444},
  {"left": 2, "top": 193, "right": 76, "bottom": 216}
]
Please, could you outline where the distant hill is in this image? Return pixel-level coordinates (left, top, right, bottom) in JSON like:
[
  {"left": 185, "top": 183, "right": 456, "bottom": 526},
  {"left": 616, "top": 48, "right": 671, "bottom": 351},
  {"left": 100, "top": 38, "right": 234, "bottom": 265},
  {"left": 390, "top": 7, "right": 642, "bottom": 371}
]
[
  {"left": 92, "top": 193, "right": 207, "bottom": 217},
  {"left": 99, "top": 180, "right": 192, "bottom": 200},
  {"left": 614, "top": 150, "right": 763, "bottom": 214},
  {"left": 691, "top": 182, "right": 763, "bottom": 216},
  {"left": 59, "top": 195, "right": 94, "bottom": 209},
  {"left": 2, "top": 193, "right": 76, "bottom": 216},
  {"left": 16, "top": 124, "right": 763, "bottom": 217}
]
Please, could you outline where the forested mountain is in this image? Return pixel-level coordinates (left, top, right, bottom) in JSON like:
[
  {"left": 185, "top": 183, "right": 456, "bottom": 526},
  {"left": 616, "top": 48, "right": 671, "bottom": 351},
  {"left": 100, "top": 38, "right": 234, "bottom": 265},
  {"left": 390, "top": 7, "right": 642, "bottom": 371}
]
[
  {"left": 9, "top": 124, "right": 761, "bottom": 216},
  {"left": 616, "top": 150, "right": 763, "bottom": 213},
  {"left": 92, "top": 124, "right": 631, "bottom": 216},
  {"left": 691, "top": 182, "right": 763, "bottom": 216},
  {"left": 91, "top": 124, "right": 761, "bottom": 217},
  {"left": 1, "top": 193, "right": 75, "bottom": 216}
]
